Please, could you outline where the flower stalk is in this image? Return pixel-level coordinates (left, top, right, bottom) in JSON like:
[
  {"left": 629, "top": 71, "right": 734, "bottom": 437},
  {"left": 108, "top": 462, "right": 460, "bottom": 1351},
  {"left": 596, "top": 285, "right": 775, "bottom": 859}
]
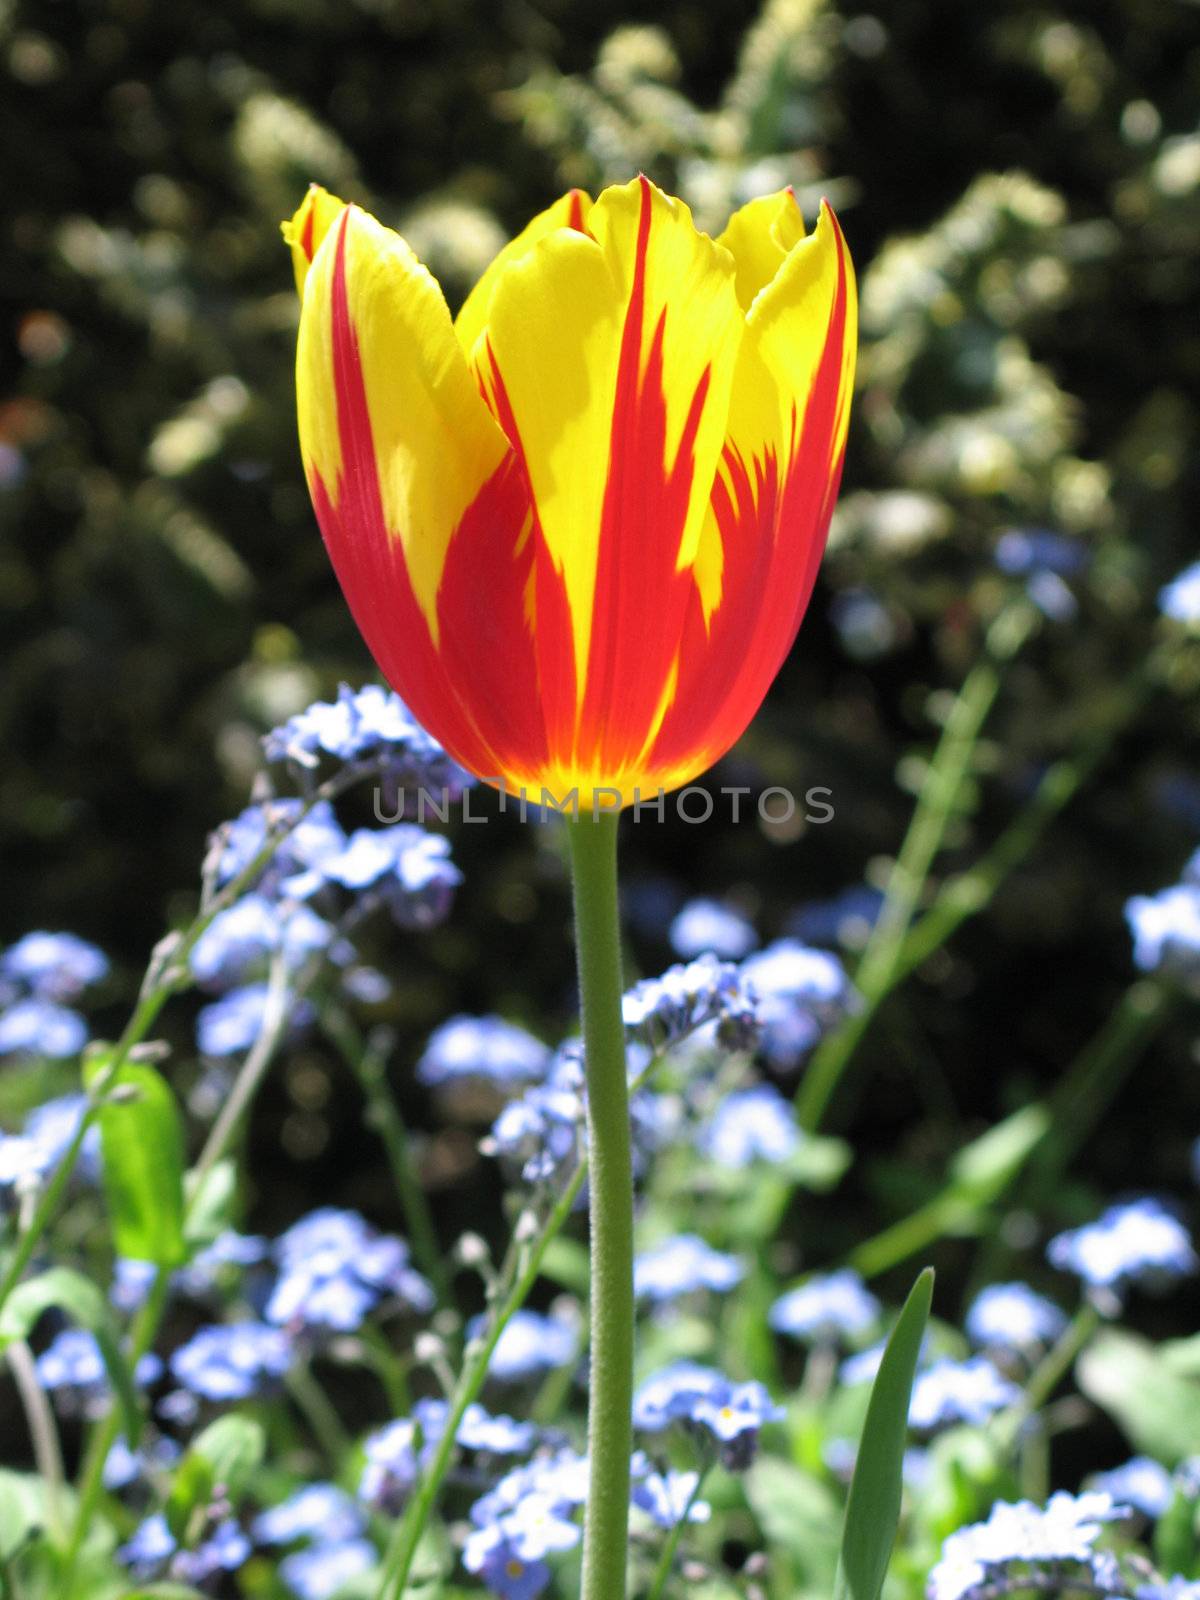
[{"left": 567, "top": 810, "right": 634, "bottom": 1600}]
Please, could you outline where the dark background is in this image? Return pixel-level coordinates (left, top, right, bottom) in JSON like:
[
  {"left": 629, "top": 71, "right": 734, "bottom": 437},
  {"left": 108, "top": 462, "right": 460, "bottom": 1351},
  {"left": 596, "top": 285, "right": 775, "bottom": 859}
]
[{"left": 3, "top": 0, "right": 1199, "bottom": 1271}]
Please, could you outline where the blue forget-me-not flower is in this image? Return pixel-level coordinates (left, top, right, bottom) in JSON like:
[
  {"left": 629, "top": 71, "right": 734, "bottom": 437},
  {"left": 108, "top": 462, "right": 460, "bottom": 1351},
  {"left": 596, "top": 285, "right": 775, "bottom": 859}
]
[
  {"left": 769, "top": 1269, "right": 881, "bottom": 1343},
  {"left": 1048, "top": 1199, "right": 1197, "bottom": 1296}
]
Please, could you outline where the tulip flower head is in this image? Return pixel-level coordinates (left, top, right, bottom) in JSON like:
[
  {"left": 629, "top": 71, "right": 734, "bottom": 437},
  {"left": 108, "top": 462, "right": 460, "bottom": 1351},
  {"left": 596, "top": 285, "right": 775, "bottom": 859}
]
[{"left": 284, "top": 177, "right": 856, "bottom": 810}]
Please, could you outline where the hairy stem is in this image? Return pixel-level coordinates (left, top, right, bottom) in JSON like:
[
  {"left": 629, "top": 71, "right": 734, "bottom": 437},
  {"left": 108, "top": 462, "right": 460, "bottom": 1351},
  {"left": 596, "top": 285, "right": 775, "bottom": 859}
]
[{"left": 568, "top": 811, "right": 634, "bottom": 1600}]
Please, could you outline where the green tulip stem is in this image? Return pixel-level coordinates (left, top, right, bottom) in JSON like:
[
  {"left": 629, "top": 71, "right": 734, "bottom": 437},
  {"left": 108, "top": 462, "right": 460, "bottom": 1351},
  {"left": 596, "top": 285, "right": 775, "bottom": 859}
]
[{"left": 568, "top": 809, "right": 634, "bottom": 1600}]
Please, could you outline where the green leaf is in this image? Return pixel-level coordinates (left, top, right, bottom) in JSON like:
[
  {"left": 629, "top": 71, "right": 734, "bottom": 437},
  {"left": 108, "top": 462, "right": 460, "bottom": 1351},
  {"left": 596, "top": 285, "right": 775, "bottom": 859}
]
[
  {"left": 0, "top": 1468, "right": 47, "bottom": 1559},
  {"left": 118, "top": 1589, "right": 208, "bottom": 1600},
  {"left": 0, "top": 1265, "right": 107, "bottom": 1346},
  {"left": 182, "top": 1158, "right": 236, "bottom": 1247},
  {"left": 166, "top": 1415, "right": 265, "bottom": 1539},
  {"left": 539, "top": 1236, "right": 590, "bottom": 1297},
  {"left": 1078, "top": 1329, "right": 1200, "bottom": 1467},
  {"left": 87, "top": 1058, "right": 188, "bottom": 1268},
  {"left": 949, "top": 1105, "right": 1049, "bottom": 1201},
  {"left": 1159, "top": 1332, "right": 1200, "bottom": 1377},
  {"left": 1153, "top": 1483, "right": 1199, "bottom": 1579},
  {"left": 833, "top": 1267, "right": 934, "bottom": 1600},
  {"left": 0, "top": 1268, "right": 143, "bottom": 1448},
  {"left": 743, "top": 1457, "right": 841, "bottom": 1580},
  {"left": 164, "top": 1453, "right": 215, "bottom": 1545},
  {"left": 784, "top": 1133, "right": 854, "bottom": 1192}
]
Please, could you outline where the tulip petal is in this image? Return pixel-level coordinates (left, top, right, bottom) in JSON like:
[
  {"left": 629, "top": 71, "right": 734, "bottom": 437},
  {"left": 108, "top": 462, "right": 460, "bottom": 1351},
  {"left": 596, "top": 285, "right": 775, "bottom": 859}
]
[
  {"left": 454, "top": 187, "right": 593, "bottom": 358},
  {"left": 648, "top": 200, "right": 856, "bottom": 782},
  {"left": 298, "top": 205, "right": 512, "bottom": 639},
  {"left": 297, "top": 204, "right": 555, "bottom": 783},
  {"left": 717, "top": 188, "right": 807, "bottom": 311},
  {"left": 478, "top": 175, "right": 743, "bottom": 791},
  {"left": 282, "top": 184, "right": 349, "bottom": 297}
]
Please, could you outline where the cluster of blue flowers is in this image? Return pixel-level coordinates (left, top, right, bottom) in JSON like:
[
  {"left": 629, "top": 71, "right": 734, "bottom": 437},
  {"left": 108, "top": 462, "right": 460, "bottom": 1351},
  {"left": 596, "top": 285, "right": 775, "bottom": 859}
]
[
  {"left": 1048, "top": 1198, "right": 1197, "bottom": 1299},
  {"left": 253, "top": 1484, "right": 374, "bottom": 1600},
  {"left": 632, "top": 1362, "right": 784, "bottom": 1470},
  {"left": 119, "top": 1479, "right": 377, "bottom": 1599},
  {"left": 198, "top": 785, "right": 461, "bottom": 1060},
  {"left": 621, "top": 952, "right": 762, "bottom": 1056},
  {"left": 928, "top": 1491, "right": 1127, "bottom": 1600},
  {"left": 462, "top": 1448, "right": 589, "bottom": 1600},
  {"left": 267, "top": 1205, "right": 435, "bottom": 1334},
  {"left": 964, "top": 1281, "right": 1068, "bottom": 1355},
  {"left": 263, "top": 681, "right": 472, "bottom": 802},
  {"left": 0, "top": 931, "right": 108, "bottom": 1060},
  {"left": 1126, "top": 848, "right": 1200, "bottom": 987},
  {"left": 119, "top": 1512, "right": 252, "bottom": 1588},
  {"left": 361, "top": 1397, "right": 536, "bottom": 1514},
  {"left": 1089, "top": 1457, "right": 1176, "bottom": 1519},
  {"left": 0, "top": 1091, "right": 99, "bottom": 1196},
  {"left": 470, "top": 1309, "right": 579, "bottom": 1383},
  {"left": 668, "top": 897, "right": 758, "bottom": 961},
  {"left": 65, "top": 1210, "right": 440, "bottom": 1596},
  {"left": 353, "top": 1390, "right": 730, "bottom": 1599},
  {"left": 35, "top": 1328, "right": 161, "bottom": 1418},
  {"left": 466, "top": 938, "right": 853, "bottom": 1205},
  {"left": 769, "top": 1268, "right": 881, "bottom": 1344},
  {"left": 737, "top": 939, "right": 858, "bottom": 1070},
  {"left": 418, "top": 1014, "right": 552, "bottom": 1089},
  {"left": 908, "top": 1357, "right": 1021, "bottom": 1431},
  {"left": 168, "top": 1320, "right": 293, "bottom": 1404},
  {"left": 697, "top": 1082, "right": 802, "bottom": 1167},
  {"left": 634, "top": 1234, "right": 744, "bottom": 1304},
  {"left": 30, "top": 1205, "right": 435, "bottom": 1496}
]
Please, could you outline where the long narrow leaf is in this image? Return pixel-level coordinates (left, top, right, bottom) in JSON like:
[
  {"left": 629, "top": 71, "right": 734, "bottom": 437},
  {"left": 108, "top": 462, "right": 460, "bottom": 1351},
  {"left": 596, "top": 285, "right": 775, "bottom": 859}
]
[{"left": 833, "top": 1267, "right": 934, "bottom": 1600}]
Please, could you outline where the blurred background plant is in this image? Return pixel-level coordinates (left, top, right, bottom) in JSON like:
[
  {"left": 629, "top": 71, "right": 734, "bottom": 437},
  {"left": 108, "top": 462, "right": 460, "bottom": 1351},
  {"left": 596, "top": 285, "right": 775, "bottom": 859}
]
[{"left": 2, "top": 0, "right": 1200, "bottom": 1594}]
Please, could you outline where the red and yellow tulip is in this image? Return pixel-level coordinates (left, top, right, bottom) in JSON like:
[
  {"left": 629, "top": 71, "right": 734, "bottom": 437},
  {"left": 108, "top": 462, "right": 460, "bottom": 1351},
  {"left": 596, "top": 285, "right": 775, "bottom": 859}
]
[{"left": 284, "top": 176, "right": 855, "bottom": 808}]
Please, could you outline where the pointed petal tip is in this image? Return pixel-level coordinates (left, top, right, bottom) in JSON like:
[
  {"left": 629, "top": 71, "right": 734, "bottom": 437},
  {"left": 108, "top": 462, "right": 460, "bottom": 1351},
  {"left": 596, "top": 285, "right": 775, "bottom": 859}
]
[{"left": 283, "top": 183, "right": 350, "bottom": 296}]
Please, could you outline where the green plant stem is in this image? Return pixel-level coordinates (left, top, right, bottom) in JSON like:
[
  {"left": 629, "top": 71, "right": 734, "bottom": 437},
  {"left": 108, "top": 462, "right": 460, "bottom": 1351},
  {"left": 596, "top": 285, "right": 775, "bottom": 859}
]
[
  {"left": 373, "top": 1022, "right": 679, "bottom": 1600},
  {"left": 852, "top": 981, "right": 1169, "bottom": 1283},
  {"left": 850, "top": 1188, "right": 966, "bottom": 1280},
  {"left": 376, "top": 1162, "right": 589, "bottom": 1600},
  {"left": 644, "top": 1469, "right": 710, "bottom": 1600},
  {"left": 59, "top": 952, "right": 301, "bottom": 1598},
  {"left": 7, "top": 1340, "right": 65, "bottom": 1544},
  {"left": 798, "top": 652, "right": 1005, "bottom": 1132},
  {"left": 321, "top": 1005, "right": 451, "bottom": 1308},
  {"left": 798, "top": 619, "right": 1149, "bottom": 1135},
  {"left": 59, "top": 1269, "right": 169, "bottom": 1596},
  {"left": 357, "top": 1324, "right": 412, "bottom": 1417},
  {"left": 287, "top": 1358, "right": 353, "bottom": 1461},
  {"left": 1028, "top": 978, "right": 1170, "bottom": 1200},
  {"left": 567, "top": 811, "right": 634, "bottom": 1600},
  {"left": 892, "top": 671, "right": 1151, "bottom": 989},
  {"left": 192, "top": 953, "right": 290, "bottom": 1192},
  {"left": 0, "top": 792, "right": 326, "bottom": 1325},
  {"left": 1022, "top": 1302, "right": 1102, "bottom": 1418}
]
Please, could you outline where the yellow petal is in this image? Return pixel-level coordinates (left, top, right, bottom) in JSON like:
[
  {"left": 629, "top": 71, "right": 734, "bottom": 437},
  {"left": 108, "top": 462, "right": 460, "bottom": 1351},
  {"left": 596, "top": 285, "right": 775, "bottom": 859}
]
[
  {"left": 725, "top": 199, "right": 856, "bottom": 484},
  {"left": 478, "top": 176, "right": 742, "bottom": 697},
  {"left": 282, "top": 184, "right": 348, "bottom": 297},
  {"left": 717, "top": 188, "right": 807, "bottom": 311},
  {"left": 296, "top": 204, "right": 512, "bottom": 641},
  {"left": 454, "top": 188, "right": 593, "bottom": 357},
  {"left": 690, "top": 200, "right": 855, "bottom": 634}
]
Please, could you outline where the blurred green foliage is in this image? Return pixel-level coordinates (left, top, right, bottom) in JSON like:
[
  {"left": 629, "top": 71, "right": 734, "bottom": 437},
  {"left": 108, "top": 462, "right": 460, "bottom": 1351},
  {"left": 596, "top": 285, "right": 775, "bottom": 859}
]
[{"left": 2, "top": 0, "right": 1199, "bottom": 1282}]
